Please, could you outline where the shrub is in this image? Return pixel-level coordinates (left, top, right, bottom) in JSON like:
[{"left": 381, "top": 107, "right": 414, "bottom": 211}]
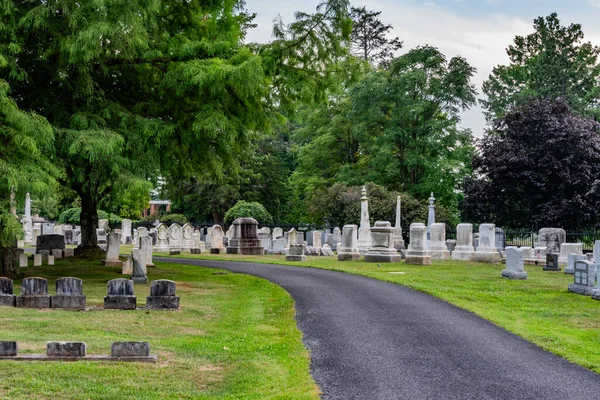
[
  {"left": 159, "top": 213, "right": 189, "bottom": 226},
  {"left": 224, "top": 201, "right": 273, "bottom": 226},
  {"left": 59, "top": 208, "right": 122, "bottom": 225}
]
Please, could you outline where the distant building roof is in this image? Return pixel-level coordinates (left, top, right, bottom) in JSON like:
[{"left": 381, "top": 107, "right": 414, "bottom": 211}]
[{"left": 150, "top": 200, "right": 171, "bottom": 205}]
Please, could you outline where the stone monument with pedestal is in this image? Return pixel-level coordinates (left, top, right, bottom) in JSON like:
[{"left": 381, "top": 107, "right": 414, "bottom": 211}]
[
  {"left": 364, "top": 221, "right": 401, "bottom": 263},
  {"left": 357, "top": 186, "right": 372, "bottom": 254},
  {"left": 285, "top": 244, "right": 307, "bottom": 262},
  {"left": 393, "top": 196, "right": 405, "bottom": 251},
  {"left": 226, "top": 218, "right": 264, "bottom": 255}
]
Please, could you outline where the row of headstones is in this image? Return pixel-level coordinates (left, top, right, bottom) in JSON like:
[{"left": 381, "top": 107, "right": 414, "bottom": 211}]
[
  {"left": 21, "top": 223, "right": 81, "bottom": 246},
  {"left": 18, "top": 248, "right": 75, "bottom": 268},
  {"left": 0, "top": 277, "right": 179, "bottom": 310},
  {"left": 0, "top": 341, "right": 151, "bottom": 359},
  {"left": 261, "top": 227, "right": 342, "bottom": 254}
]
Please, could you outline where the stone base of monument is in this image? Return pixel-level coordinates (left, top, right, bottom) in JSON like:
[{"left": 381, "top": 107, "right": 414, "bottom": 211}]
[
  {"left": 429, "top": 250, "right": 450, "bottom": 260},
  {"left": 210, "top": 248, "right": 221, "bottom": 254},
  {"left": 16, "top": 295, "right": 51, "bottom": 309},
  {"left": 285, "top": 255, "right": 307, "bottom": 261},
  {"left": 0, "top": 295, "right": 16, "bottom": 307},
  {"left": 543, "top": 265, "right": 561, "bottom": 272},
  {"left": 364, "top": 251, "right": 401, "bottom": 263},
  {"left": 132, "top": 276, "right": 148, "bottom": 284},
  {"left": 337, "top": 252, "right": 361, "bottom": 261},
  {"left": 474, "top": 251, "right": 500, "bottom": 264},
  {"left": 190, "top": 248, "right": 202, "bottom": 254},
  {"left": 568, "top": 284, "right": 595, "bottom": 296},
  {"left": 226, "top": 246, "right": 264, "bottom": 255},
  {"left": 451, "top": 249, "right": 474, "bottom": 261},
  {"left": 501, "top": 270, "right": 528, "bottom": 280},
  {"left": 405, "top": 253, "right": 432, "bottom": 265},
  {"left": 564, "top": 268, "right": 575, "bottom": 275},
  {"left": 104, "top": 295, "right": 136, "bottom": 310},
  {"left": 146, "top": 296, "right": 180, "bottom": 310},
  {"left": 102, "top": 260, "right": 123, "bottom": 267},
  {"left": 52, "top": 295, "right": 86, "bottom": 310}
]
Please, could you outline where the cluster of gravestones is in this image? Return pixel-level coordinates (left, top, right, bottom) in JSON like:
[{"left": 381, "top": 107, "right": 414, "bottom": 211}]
[
  {"left": 0, "top": 341, "right": 156, "bottom": 363},
  {"left": 0, "top": 277, "right": 179, "bottom": 310}
]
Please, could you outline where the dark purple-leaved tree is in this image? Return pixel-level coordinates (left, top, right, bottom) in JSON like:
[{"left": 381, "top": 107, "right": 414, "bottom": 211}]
[{"left": 462, "top": 99, "right": 600, "bottom": 230}]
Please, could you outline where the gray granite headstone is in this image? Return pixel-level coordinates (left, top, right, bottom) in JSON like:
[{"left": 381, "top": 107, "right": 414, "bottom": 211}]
[
  {"left": 111, "top": 342, "right": 150, "bottom": 357},
  {"left": 565, "top": 253, "right": 587, "bottom": 275},
  {"left": 47, "top": 342, "right": 86, "bottom": 357},
  {"left": 0, "top": 277, "right": 15, "bottom": 307},
  {"left": 53, "top": 277, "right": 86, "bottom": 310},
  {"left": 544, "top": 253, "right": 561, "bottom": 271},
  {"left": 36, "top": 235, "right": 65, "bottom": 253},
  {"left": 16, "top": 277, "right": 51, "bottom": 308},
  {"left": 501, "top": 247, "right": 527, "bottom": 280},
  {"left": 285, "top": 244, "right": 307, "bottom": 262},
  {"left": 104, "top": 278, "right": 136, "bottom": 309},
  {"left": 0, "top": 341, "right": 17, "bottom": 356},
  {"left": 146, "top": 280, "right": 179, "bottom": 310},
  {"left": 568, "top": 260, "right": 597, "bottom": 296}
]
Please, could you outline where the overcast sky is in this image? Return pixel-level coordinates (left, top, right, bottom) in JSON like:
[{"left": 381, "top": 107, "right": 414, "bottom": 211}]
[{"left": 245, "top": 0, "right": 600, "bottom": 137}]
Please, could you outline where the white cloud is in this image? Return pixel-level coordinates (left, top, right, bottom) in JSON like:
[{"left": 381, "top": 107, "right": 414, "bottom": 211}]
[{"left": 244, "top": 1, "right": 600, "bottom": 137}]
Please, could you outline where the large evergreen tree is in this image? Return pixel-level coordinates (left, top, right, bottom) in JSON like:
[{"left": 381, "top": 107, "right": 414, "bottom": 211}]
[
  {"left": 349, "top": 6, "right": 402, "bottom": 65},
  {"left": 482, "top": 13, "right": 600, "bottom": 121}
]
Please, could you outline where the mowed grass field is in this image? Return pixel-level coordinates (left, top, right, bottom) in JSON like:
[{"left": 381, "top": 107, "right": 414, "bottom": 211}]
[
  {"left": 160, "top": 251, "right": 600, "bottom": 374},
  {"left": 0, "top": 258, "right": 319, "bottom": 399}
]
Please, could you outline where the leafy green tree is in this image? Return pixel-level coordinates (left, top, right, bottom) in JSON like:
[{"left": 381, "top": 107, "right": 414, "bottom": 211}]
[
  {"left": 482, "top": 13, "right": 600, "bottom": 121},
  {"left": 0, "top": 80, "right": 56, "bottom": 276},
  {"left": 2, "top": 0, "right": 351, "bottom": 253},
  {"left": 462, "top": 99, "right": 600, "bottom": 230},
  {"left": 224, "top": 201, "right": 273, "bottom": 226},
  {"left": 349, "top": 6, "right": 403, "bottom": 65}
]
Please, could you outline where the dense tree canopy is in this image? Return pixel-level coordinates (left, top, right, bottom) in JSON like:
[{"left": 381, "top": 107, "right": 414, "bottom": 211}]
[
  {"left": 462, "top": 99, "right": 600, "bottom": 230},
  {"left": 482, "top": 13, "right": 600, "bottom": 121}
]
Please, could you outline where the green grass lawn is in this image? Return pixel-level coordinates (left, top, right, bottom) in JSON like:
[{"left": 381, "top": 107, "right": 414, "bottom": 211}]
[
  {"left": 0, "top": 258, "right": 319, "bottom": 400},
  {"left": 158, "top": 251, "right": 600, "bottom": 374}
]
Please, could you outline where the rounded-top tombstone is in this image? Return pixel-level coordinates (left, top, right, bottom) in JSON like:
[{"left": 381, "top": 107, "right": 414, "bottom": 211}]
[
  {"left": 147, "top": 279, "right": 179, "bottom": 310},
  {"left": 17, "top": 277, "right": 51, "bottom": 308},
  {"left": 53, "top": 277, "right": 86, "bottom": 309}
]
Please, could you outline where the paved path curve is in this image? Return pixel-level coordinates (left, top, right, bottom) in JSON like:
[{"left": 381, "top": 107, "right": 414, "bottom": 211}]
[{"left": 157, "top": 258, "right": 600, "bottom": 399}]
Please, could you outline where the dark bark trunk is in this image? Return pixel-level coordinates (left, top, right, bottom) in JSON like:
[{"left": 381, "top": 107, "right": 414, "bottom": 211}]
[
  {"left": 0, "top": 245, "right": 19, "bottom": 278},
  {"left": 78, "top": 190, "right": 99, "bottom": 251}
]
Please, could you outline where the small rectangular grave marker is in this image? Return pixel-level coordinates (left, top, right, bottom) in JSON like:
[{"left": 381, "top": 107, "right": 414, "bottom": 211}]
[{"left": 47, "top": 342, "right": 86, "bottom": 357}]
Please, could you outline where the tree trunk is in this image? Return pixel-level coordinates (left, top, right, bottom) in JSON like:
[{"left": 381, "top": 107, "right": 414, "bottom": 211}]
[
  {"left": 0, "top": 245, "right": 19, "bottom": 278},
  {"left": 78, "top": 191, "right": 99, "bottom": 252}
]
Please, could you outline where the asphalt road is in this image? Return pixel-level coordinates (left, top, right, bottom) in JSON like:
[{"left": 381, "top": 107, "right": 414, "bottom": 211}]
[{"left": 157, "top": 258, "right": 600, "bottom": 400}]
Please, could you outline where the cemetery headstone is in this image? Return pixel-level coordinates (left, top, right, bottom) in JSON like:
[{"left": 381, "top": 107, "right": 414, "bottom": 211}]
[
  {"left": 155, "top": 224, "right": 170, "bottom": 252},
  {"left": 168, "top": 224, "right": 183, "bottom": 250},
  {"left": 568, "top": 260, "right": 597, "bottom": 296},
  {"left": 16, "top": 277, "right": 51, "bottom": 308},
  {"left": 41, "top": 223, "right": 55, "bottom": 236},
  {"left": 53, "top": 277, "right": 86, "bottom": 309},
  {"left": 226, "top": 218, "right": 264, "bottom": 255},
  {"left": 146, "top": 280, "right": 180, "bottom": 310},
  {"left": 111, "top": 342, "right": 150, "bottom": 357},
  {"left": 104, "top": 278, "right": 136, "bottom": 309},
  {"left": 405, "top": 223, "right": 431, "bottom": 265},
  {"left": 48, "top": 255, "right": 54, "bottom": 266},
  {"left": 558, "top": 243, "right": 583, "bottom": 265},
  {"left": 320, "top": 244, "right": 334, "bottom": 256},
  {"left": 501, "top": 247, "right": 528, "bottom": 280},
  {"left": 47, "top": 342, "right": 87, "bottom": 357},
  {"left": 19, "top": 254, "right": 28, "bottom": 268},
  {"left": 140, "top": 234, "right": 154, "bottom": 267},
  {"left": 121, "top": 219, "right": 133, "bottom": 244},
  {"left": 446, "top": 239, "right": 457, "bottom": 253},
  {"left": 98, "top": 219, "right": 109, "bottom": 231},
  {"left": 102, "top": 232, "right": 122, "bottom": 267},
  {"left": 63, "top": 248, "right": 74, "bottom": 258},
  {"left": 474, "top": 224, "right": 500, "bottom": 263},
  {"left": 495, "top": 227, "right": 506, "bottom": 251},
  {"left": 34, "top": 254, "right": 42, "bottom": 266},
  {"left": 393, "top": 195, "right": 405, "bottom": 251},
  {"left": 565, "top": 253, "right": 587, "bottom": 275},
  {"left": 0, "top": 341, "right": 17, "bottom": 356},
  {"left": 132, "top": 247, "right": 148, "bottom": 284},
  {"left": 96, "top": 229, "right": 108, "bottom": 245},
  {"left": 210, "top": 225, "right": 225, "bottom": 254},
  {"left": 285, "top": 244, "right": 307, "bottom": 262},
  {"left": 338, "top": 225, "right": 361, "bottom": 261},
  {"left": 429, "top": 223, "right": 450, "bottom": 260},
  {"left": 364, "top": 221, "right": 401, "bottom": 263},
  {"left": 0, "top": 277, "right": 16, "bottom": 307},
  {"left": 122, "top": 256, "right": 133, "bottom": 275},
  {"left": 451, "top": 223, "right": 475, "bottom": 261},
  {"left": 36, "top": 234, "right": 65, "bottom": 254},
  {"left": 52, "top": 249, "right": 63, "bottom": 259},
  {"left": 182, "top": 223, "right": 195, "bottom": 250},
  {"left": 544, "top": 253, "right": 561, "bottom": 271},
  {"left": 258, "top": 227, "right": 271, "bottom": 253},
  {"left": 538, "top": 228, "right": 566, "bottom": 254}
]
